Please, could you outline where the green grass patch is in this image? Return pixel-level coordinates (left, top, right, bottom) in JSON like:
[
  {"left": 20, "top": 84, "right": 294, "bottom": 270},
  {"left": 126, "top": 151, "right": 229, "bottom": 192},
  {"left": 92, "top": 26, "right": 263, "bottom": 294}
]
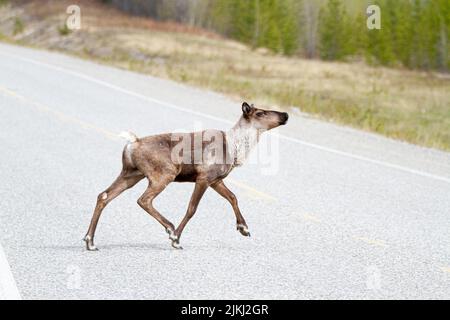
[
  {"left": 58, "top": 24, "right": 71, "bottom": 36},
  {"left": 13, "top": 18, "right": 24, "bottom": 35}
]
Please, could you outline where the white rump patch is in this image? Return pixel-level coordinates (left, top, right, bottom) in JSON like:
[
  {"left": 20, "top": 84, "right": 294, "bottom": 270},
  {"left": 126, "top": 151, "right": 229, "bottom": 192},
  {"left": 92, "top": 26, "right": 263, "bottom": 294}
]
[
  {"left": 125, "top": 143, "right": 134, "bottom": 165},
  {"left": 119, "top": 131, "right": 138, "bottom": 143}
]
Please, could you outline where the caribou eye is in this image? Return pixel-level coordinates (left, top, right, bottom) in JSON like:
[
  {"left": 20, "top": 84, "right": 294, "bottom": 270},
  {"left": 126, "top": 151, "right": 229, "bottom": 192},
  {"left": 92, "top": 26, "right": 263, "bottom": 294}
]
[{"left": 256, "top": 111, "right": 265, "bottom": 117}]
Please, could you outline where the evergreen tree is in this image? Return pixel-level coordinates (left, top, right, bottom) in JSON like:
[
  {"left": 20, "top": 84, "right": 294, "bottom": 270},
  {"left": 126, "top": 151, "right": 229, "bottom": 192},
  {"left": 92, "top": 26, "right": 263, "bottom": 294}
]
[
  {"left": 279, "top": 0, "right": 300, "bottom": 55},
  {"left": 319, "top": 0, "right": 349, "bottom": 60},
  {"left": 389, "top": 0, "right": 414, "bottom": 67},
  {"left": 365, "top": 0, "right": 395, "bottom": 66}
]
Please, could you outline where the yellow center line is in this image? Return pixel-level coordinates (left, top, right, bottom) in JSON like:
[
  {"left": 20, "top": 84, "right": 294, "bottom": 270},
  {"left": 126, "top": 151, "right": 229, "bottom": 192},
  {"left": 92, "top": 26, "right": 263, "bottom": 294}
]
[
  {"left": 301, "top": 213, "right": 322, "bottom": 223},
  {"left": 0, "top": 85, "right": 277, "bottom": 201},
  {"left": 353, "top": 236, "right": 389, "bottom": 248},
  {"left": 440, "top": 267, "right": 450, "bottom": 273},
  {"left": 0, "top": 86, "right": 119, "bottom": 141},
  {"left": 226, "top": 178, "right": 277, "bottom": 202}
]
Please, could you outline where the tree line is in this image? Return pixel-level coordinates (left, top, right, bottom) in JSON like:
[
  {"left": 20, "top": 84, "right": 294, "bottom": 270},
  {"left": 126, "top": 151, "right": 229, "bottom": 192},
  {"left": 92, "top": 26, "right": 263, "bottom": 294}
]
[{"left": 105, "top": 0, "right": 450, "bottom": 72}]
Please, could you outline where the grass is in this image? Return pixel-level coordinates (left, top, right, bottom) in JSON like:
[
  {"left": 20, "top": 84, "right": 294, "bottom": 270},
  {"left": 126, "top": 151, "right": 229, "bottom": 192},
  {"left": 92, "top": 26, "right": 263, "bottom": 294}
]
[
  {"left": 12, "top": 17, "right": 24, "bottom": 35},
  {"left": 1, "top": 0, "right": 449, "bottom": 151},
  {"left": 57, "top": 24, "right": 71, "bottom": 36}
]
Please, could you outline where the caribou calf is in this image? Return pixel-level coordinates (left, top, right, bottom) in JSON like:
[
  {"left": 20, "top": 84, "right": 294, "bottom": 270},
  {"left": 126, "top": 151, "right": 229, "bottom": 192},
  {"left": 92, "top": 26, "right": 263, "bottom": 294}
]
[{"left": 84, "top": 102, "right": 288, "bottom": 250}]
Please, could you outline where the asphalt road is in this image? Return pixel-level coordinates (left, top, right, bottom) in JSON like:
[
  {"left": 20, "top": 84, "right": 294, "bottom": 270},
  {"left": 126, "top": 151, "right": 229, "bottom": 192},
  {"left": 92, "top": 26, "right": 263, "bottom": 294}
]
[{"left": 0, "top": 43, "right": 449, "bottom": 299}]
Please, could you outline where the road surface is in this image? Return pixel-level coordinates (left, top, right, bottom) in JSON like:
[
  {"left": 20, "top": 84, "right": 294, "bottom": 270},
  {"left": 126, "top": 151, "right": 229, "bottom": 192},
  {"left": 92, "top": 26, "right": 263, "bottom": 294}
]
[{"left": 0, "top": 43, "right": 449, "bottom": 299}]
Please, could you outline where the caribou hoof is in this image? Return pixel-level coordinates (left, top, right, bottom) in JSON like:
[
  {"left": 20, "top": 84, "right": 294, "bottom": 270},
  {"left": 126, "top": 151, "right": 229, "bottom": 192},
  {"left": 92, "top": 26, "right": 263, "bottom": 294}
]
[
  {"left": 236, "top": 224, "right": 251, "bottom": 237},
  {"left": 171, "top": 239, "right": 183, "bottom": 250},
  {"left": 166, "top": 228, "right": 178, "bottom": 241},
  {"left": 83, "top": 235, "right": 99, "bottom": 251}
]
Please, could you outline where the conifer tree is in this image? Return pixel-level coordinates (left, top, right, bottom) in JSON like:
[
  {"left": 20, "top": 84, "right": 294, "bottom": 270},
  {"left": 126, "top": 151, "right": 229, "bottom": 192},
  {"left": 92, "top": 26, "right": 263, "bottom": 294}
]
[{"left": 319, "top": 0, "right": 348, "bottom": 60}]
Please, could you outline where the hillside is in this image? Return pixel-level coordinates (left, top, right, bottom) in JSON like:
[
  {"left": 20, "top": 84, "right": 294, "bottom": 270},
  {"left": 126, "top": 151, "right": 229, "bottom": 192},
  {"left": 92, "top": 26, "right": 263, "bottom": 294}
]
[{"left": 0, "top": 0, "right": 449, "bottom": 150}]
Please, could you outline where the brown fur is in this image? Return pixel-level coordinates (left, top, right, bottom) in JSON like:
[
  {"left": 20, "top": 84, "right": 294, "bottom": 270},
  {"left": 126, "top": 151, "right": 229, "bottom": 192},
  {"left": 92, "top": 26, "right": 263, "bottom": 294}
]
[{"left": 84, "top": 102, "right": 288, "bottom": 250}]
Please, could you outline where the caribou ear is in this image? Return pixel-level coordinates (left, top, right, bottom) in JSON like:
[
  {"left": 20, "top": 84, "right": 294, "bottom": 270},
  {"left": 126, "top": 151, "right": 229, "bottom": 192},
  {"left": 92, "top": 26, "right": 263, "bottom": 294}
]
[{"left": 242, "top": 102, "right": 253, "bottom": 115}]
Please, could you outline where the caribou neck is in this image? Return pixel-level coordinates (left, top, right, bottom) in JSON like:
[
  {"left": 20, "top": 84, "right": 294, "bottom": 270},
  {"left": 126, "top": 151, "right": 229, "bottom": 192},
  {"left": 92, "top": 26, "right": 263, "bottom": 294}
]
[{"left": 226, "top": 117, "right": 262, "bottom": 166}]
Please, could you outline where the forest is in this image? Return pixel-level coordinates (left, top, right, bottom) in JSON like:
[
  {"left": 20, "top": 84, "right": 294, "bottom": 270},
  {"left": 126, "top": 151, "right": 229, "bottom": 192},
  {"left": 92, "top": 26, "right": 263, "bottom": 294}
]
[{"left": 104, "top": 0, "right": 450, "bottom": 72}]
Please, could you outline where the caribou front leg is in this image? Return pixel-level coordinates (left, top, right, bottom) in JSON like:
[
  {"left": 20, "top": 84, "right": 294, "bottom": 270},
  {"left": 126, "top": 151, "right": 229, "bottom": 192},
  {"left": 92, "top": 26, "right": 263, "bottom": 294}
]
[
  {"left": 174, "top": 182, "right": 208, "bottom": 249},
  {"left": 212, "top": 180, "right": 250, "bottom": 237}
]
